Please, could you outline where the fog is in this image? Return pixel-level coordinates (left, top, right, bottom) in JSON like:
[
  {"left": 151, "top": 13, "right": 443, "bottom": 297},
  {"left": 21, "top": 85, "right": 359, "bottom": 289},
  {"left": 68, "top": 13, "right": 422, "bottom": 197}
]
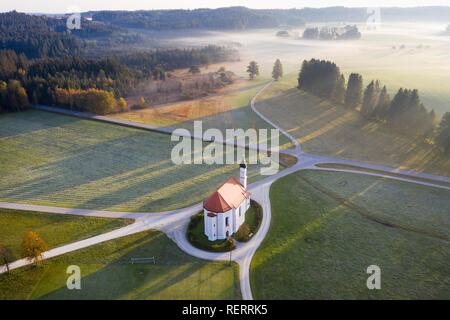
[{"left": 146, "top": 22, "right": 450, "bottom": 116}]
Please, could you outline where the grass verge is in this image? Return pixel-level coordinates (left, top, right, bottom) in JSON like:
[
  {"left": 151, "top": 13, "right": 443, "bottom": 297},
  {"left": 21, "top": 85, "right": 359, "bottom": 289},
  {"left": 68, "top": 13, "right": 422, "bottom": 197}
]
[
  {"left": 251, "top": 169, "right": 450, "bottom": 299},
  {"left": 0, "top": 229, "right": 241, "bottom": 300},
  {"left": 0, "top": 208, "right": 132, "bottom": 260}
]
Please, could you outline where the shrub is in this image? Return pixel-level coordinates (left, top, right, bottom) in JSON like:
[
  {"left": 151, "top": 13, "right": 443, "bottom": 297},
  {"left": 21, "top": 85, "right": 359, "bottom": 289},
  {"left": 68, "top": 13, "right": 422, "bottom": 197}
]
[{"left": 235, "top": 223, "right": 251, "bottom": 242}]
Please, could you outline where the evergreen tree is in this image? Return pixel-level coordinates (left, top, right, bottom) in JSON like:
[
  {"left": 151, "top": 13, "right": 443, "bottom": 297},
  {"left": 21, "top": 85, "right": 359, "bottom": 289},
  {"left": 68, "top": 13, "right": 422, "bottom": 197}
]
[
  {"left": 247, "top": 61, "right": 260, "bottom": 80},
  {"left": 298, "top": 59, "right": 340, "bottom": 99},
  {"left": 372, "top": 85, "right": 390, "bottom": 120},
  {"left": 436, "top": 112, "right": 450, "bottom": 153},
  {"left": 188, "top": 65, "right": 201, "bottom": 74},
  {"left": 272, "top": 59, "right": 283, "bottom": 81},
  {"left": 345, "top": 73, "right": 363, "bottom": 108},
  {"left": 386, "top": 88, "right": 434, "bottom": 136},
  {"left": 333, "top": 74, "right": 346, "bottom": 104},
  {"left": 361, "top": 80, "right": 380, "bottom": 118}
]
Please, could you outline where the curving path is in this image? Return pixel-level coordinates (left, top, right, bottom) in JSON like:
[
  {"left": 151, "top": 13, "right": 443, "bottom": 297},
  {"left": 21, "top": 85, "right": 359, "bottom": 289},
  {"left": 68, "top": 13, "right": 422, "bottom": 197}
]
[{"left": 2, "top": 81, "right": 450, "bottom": 302}]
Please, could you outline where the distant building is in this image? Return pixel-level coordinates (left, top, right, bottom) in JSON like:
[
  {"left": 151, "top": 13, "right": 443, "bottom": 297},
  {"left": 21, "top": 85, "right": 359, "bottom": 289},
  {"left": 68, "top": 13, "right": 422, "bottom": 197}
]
[{"left": 203, "top": 162, "right": 251, "bottom": 241}]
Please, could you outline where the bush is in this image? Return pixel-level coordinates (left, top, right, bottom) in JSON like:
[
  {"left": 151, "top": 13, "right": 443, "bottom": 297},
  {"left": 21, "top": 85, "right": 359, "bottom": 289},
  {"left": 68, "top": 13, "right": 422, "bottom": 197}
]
[{"left": 234, "top": 223, "right": 251, "bottom": 242}]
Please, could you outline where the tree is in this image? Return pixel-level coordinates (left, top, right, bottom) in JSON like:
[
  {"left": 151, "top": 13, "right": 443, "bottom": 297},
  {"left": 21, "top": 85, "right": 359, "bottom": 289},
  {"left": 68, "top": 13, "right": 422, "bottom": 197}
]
[
  {"left": 117, "top": 97, "right": 128, "bottom": 112},
  {"left": 188, "top": 65, "right": 200, "bottom": 74},
  {"left": 361, "top": 80, "right": 381, "bottom": 118},
  {"left": 0, "top": 80, "right": 6, "bottom": 111},
  {"left": 139, "top": 96, "right": 146, "bottom": 108},
  {"left": 0, "top": 244, "right": 14, "bottom": 273},
  {"left": 21, "top": 231, "right": 48, "bottom": 266},
  {"left": 272, "top": 59, "right": 283, "bottom": 81},
  {"left": 247, "top": 61, "right": 259, "bottom": 80},
  {"left": 345, "top": 73, "right": 363, "bottom": 108},
  {"left": 152, "top": 64, "right": 166, "bottom": 81},
  {"left": 303, "top": 27, "right": 319, "bottom": 39},
  {"left": 333, "top": 74, "right": 346, "bottom": 104},
  {"left": 0, "top": 80, "right": 29, "bottom": 112},
  {"left": 436, "top": 112, "right": 450, "bottom": 153},
  {"left": 372, "top": 86, "right": 390, "bottom": 120},
  {"left": 385, "top": 88, "right": 434, "bottom": 136},
  {"left": 298, "top": 59, "right": 341, "bottom": 99}
]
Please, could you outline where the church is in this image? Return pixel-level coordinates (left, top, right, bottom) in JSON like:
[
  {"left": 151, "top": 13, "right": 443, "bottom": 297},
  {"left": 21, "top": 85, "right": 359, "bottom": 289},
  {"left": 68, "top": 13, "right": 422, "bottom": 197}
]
[{"left": 203, "top": 162, "right": 251, "bottom": 241}]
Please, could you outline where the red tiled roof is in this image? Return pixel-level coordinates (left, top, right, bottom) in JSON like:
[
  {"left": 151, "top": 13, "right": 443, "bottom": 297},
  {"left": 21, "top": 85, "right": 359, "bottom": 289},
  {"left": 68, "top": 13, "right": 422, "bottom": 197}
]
[{"left": 204, "top": 177, "right": 250, "bottom": 213}]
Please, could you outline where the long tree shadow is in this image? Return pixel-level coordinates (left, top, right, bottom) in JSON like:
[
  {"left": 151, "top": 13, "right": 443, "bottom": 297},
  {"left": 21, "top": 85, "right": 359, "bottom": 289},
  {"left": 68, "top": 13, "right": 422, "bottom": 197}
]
[{"left": 37, "top": 231, "right": 239, "bottom": 300}]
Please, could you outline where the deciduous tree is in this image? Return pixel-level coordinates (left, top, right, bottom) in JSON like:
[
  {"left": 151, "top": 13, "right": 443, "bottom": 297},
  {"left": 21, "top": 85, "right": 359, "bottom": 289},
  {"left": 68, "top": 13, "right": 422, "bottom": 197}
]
[
  {"left": 21, "top": 231, "right": 48, "bottom": 266},
  {"left": 0, "top": 244, "right": 14, "bottom": 273},
  {"left": 247, "top": 61, "right": 259, "bottom": 80}
]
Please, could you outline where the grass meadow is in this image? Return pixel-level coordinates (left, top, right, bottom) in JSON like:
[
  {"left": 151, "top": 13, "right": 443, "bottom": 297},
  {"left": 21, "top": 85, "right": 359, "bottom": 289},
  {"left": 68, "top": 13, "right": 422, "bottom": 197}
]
[
  {"left": 0, "top": 110, "right": 269, "bottom": 212},
  {"left": 251, "top": 170, "right": 450, "bottom": 299},
  {"left": 0, "top": 230, "right": 240, "bottom": 300},
  {"left": 161, "top": 23, "right": 450, "bottom": 116},
  {"left": 255, "top": 74, "right": 450, "bottom": 177},
  {"left": 109, "top": 78, "right": 292, "bottom": 149},
  {"left": 0, "top": 209, "right": 132, "bottom": 259}
]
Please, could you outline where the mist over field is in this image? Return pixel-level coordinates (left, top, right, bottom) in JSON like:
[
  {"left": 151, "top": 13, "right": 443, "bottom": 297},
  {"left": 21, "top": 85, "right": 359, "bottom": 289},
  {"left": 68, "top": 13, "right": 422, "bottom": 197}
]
[
  {"left": 148, "top": 22, "right": 450, "bottom": 116},
  {"left": 1, "top": 5, "right": 450, "bottom": 302}
]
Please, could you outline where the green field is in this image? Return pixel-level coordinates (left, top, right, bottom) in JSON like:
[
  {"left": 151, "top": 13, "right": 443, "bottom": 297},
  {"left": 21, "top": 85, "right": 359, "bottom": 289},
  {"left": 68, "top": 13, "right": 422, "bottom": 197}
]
[
  {"left": 0, "top": 230, "right": 240, "bottom": 300},
  {"left": 110, "top": 78, "right": 292, "bottom": 149},
  {"left": 0, "top": 110, "right": 269, "bottom": 212},
  {"left": 256, "top": 77, "right": 450, "bottom": 177},
  {"left": 251, "top": 170, "right": 450, "bottom": 299},
  {"left": 168, "top": 23, "right": 450, "bottom": 116},
  {"left": 0, "top": 209, "right": 132, "bottom": 259}
]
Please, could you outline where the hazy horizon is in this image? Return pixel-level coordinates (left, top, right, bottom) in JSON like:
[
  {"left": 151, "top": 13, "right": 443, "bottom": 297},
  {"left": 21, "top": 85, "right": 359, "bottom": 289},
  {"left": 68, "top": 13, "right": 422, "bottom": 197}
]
[{"left": 1, "top": 0, "right": 450, "bottom": 14}]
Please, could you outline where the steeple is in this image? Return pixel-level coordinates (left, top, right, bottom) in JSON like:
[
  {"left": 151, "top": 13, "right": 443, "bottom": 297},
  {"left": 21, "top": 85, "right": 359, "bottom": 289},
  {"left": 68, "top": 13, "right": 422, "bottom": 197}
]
[{"left": 240, "top": 160, "right": 247, "bottom": 189}]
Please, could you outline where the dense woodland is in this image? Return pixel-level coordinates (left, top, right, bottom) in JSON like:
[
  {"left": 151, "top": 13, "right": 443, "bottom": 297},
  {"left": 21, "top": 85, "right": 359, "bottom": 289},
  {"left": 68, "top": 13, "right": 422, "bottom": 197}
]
[
  {"left": 1, "top": 11, "right": 151, "bottom": 58},
  {"left": 298, "top": 59, "right": 450, "bottom": 153},
  {"left": 0, "top": 44, "right": 237, "bottom": 115},
  {"left": 89, "top": 7, "right": 305, "bottom": 30},
  {"left": 87, "top": 6, "right": 450, "bottom": 31},
  {"left": 303, "top": 25, "right": 361, "bottom": 40},
  {"left": 0, "top": 11, "right": 84, "bottom": 59}
]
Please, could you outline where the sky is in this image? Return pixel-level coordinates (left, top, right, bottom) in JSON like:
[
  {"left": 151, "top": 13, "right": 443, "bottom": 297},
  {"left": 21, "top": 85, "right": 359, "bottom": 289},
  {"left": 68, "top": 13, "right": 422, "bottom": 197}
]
[{"left": 1, "top": 0, "right": 450, "bottom": 14}]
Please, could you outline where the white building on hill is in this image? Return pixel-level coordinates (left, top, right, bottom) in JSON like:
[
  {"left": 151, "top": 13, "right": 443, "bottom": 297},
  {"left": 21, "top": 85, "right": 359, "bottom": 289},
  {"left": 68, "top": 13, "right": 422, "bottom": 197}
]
[{"left": 203, "top": 162, "right": 251, "bottom": 241}]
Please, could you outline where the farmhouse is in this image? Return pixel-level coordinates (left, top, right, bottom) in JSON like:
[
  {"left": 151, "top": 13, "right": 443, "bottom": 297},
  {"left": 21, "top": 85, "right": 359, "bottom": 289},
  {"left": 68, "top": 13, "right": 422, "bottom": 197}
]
[{"left": 203, "top": 162, "right": 251, "bottom": 241}]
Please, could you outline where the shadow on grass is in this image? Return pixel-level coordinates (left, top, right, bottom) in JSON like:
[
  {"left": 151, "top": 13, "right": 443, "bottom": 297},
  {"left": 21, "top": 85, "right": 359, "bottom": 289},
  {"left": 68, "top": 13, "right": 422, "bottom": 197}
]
[
  {"left": 255, "top": 87, "right": 450, "bottom": 176},
  {"left": 35, "top": 231, "right": 239, "bottom": 300}
]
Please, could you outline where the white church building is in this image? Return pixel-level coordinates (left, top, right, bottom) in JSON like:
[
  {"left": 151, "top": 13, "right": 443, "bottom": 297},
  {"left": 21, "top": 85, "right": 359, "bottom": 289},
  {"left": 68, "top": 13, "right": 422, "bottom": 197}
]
[{"left": 203, "top": 162, "right": 251, "bottom": 241}]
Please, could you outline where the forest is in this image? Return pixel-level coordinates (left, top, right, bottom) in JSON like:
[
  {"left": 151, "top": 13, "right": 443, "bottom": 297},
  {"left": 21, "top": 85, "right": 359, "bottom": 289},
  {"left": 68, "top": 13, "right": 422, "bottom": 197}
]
[
  {"left": 89, "top": 7, "right": 305, "bottom": 30},
  {"left": 303, "top": 25, "right": 361, "bottom": 40},
  {"left": 298, "top": 59, "right": 450, "bottom": 153},
  {"left": 87, "top": 6, "right": 450, "bottom": 31},
  {"left": 0, "top": 37, "right": 237, "bottom": 117}
]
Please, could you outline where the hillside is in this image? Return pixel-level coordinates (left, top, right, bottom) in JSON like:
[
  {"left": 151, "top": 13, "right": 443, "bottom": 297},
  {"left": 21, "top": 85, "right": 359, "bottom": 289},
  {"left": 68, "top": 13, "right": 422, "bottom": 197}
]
[{"left": 87, "top": 6, "right": 450, "bottom": 31}]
